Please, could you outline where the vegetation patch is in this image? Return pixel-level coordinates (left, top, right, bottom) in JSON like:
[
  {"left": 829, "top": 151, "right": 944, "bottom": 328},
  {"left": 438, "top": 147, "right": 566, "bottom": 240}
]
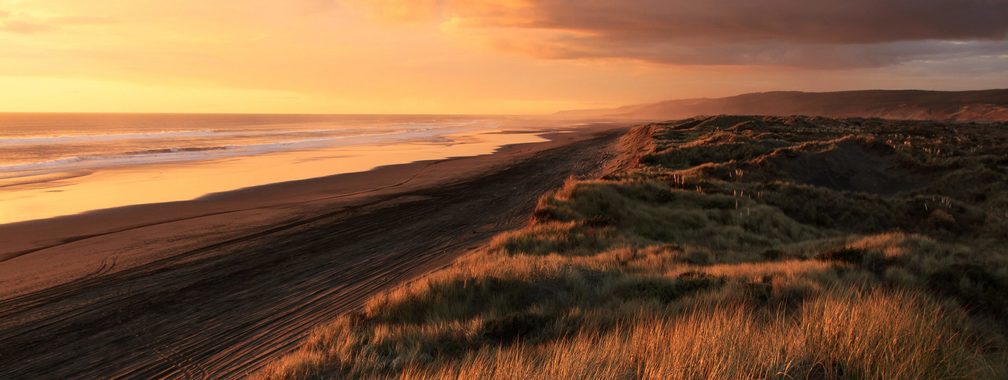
[
  {"left": 611, "top": 273, "right": 723, "bottom": 303},
  {"left": 480, "top": 312, "right": 552, "bottom": 344},
  {"left": 258, "top": 116, "right": 1008, "bottom": 379}
]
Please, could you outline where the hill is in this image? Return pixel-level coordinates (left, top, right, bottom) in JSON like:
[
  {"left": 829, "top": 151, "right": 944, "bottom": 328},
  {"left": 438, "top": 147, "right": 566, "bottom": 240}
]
[
  {"left": 259, "top": 116, "right": 1008, "bottom": 379},
  {"left": 559, "top": 89, "right": 1008, "bottom": 121}
]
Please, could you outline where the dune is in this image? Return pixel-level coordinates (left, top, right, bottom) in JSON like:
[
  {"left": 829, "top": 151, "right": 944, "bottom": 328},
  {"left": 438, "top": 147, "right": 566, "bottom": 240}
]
[{"left": 259, "top": 115, "right": 1008, "bottom": 379}]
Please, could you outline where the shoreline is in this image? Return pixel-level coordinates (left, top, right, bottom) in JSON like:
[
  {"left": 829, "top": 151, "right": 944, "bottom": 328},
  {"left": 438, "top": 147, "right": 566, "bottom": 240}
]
[
  {"left": 0, "top": 127, "right": 552, "bottom": 225},
  {"left": 0, "top": 127, "right": 595, "bottom": 260},
  {"left": 0, "top": 124, "right": 626, "bottom": 293},
  {"left": 0, "top": 122, "right": 627, "bottom": 378}
]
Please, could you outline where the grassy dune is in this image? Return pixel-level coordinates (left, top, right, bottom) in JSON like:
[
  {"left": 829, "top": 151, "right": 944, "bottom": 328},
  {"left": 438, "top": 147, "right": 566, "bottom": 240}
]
[{"left": 258, "top": 116, "right": 1008, "bottom": 379}]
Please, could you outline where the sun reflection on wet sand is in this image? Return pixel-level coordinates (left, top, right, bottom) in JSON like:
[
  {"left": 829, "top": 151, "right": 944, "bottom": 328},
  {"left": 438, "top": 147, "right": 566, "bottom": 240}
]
[{"left": 0, "top": 130, "right": 548, "bottom": 224}]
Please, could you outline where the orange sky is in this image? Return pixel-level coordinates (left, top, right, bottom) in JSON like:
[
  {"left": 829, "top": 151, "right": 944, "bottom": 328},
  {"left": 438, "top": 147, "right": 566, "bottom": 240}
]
[{"left": 1, "top": 0, "right": 1006, "bottom": 114}]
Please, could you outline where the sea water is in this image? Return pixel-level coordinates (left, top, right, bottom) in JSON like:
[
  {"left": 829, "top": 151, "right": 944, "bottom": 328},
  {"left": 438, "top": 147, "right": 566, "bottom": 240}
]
[{"left": 0, "top": 113, "right": 555, "bottom": 223}]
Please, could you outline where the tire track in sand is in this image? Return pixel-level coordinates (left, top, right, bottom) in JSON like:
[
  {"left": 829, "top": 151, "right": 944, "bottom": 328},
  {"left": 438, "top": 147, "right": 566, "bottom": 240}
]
[{"left": 0, "top": 129, "right": 623, "bottom": 379}]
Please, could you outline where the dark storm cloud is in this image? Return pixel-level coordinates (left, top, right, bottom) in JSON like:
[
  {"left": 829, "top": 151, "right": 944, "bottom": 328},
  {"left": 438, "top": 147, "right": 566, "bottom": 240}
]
[
  {"left": 372, "top": 0, "right": 1008, "bottom": 68},
  {"left": 506, "top": 0, "right": 1008, "bottom": 44},
  {"left": 500, "top": 37, "right": 1008, "bottom": 68}
]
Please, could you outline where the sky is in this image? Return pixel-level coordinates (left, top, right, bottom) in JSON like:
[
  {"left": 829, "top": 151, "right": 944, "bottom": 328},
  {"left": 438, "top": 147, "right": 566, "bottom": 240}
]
[{"left": 1, "top": 0, "right": 1006, "bottom": 114}]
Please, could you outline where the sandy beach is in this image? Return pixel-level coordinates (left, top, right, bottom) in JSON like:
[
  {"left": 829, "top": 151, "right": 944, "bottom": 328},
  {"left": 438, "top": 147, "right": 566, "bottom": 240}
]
[
  {"left": 4, "top": 1, "right": 1006, "bottom": 377},
  {"left": 0, "top": 123, "right": 627, "bottom": 378}
]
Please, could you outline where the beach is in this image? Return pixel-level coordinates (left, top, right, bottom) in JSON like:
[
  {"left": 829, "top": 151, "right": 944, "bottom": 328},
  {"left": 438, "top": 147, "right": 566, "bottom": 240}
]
[
  {"left": 0, "top": 114, "right": 562, "bottom": 224},
  {"left": 4, "top": 1, "right": 1005, "bottom": 377},
  {"left": 0, "top": 122, "right": 627, "bottom": 378}
]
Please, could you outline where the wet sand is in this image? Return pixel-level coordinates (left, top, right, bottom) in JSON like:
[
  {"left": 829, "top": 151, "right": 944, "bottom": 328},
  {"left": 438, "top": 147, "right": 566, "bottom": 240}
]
[
  {"left": 0, "top": 129, "right": 549, "bottom": 225},
  {"left": 0, "top": 123, "right": 627, "bottom": 378}
]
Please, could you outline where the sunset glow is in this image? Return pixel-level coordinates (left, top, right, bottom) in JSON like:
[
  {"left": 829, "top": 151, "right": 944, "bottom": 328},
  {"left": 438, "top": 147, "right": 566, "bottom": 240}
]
[
  {"left": 3, "top": 0, "right": 1006, "bottom": 114},
  {"left": 3, "top": 2, "right": 1008, "bottom": 378}
]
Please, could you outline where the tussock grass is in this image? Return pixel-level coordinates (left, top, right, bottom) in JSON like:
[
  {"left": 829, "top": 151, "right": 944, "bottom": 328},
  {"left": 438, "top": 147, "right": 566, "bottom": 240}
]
[
  {"left": 257, "top": 116, "right": 1008, "bottom": 379},
  {"left": 400, "top": 291, "right": 987, "bottom": 380}
]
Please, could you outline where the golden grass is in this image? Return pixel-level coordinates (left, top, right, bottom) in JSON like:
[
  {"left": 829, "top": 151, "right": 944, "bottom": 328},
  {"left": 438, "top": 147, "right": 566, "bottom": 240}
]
[
  {"left": 260, "top": 287, "right": 995, "bottom": 379},
  {"left": 667, "top": 259, "right": 836, "bottom": 279},
  {"left": 256, "top": 116, "right": 1008, "bottom": 379},
  {"left": 403, "top": 291, "right": 987, "bottom": 380}
]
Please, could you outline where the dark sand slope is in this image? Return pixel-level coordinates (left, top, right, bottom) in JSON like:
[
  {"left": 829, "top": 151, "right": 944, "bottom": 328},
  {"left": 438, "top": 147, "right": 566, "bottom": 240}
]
[{"left": 0, "top": 126, "right": 625, "bottom": 378}]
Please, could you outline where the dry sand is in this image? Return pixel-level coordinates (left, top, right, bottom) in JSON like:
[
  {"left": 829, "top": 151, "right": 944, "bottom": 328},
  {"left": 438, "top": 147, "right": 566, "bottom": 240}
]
[{"left": 0, "top": 123, "right": 627, "bottom": 378}]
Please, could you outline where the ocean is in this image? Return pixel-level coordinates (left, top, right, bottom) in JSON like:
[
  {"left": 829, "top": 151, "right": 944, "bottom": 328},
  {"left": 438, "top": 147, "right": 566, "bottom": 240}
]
[
  {"left": 0, "top": 113, "right": 556, "bottom": 223},
  {"left": 0, "top": 114, "right": 510, "bottom": 180}
]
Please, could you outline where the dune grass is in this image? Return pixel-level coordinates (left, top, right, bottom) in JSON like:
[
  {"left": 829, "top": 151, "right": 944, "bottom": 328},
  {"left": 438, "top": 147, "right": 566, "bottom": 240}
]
[{"left": 257, "top": 116, "right": 1008, "bottom": 379}]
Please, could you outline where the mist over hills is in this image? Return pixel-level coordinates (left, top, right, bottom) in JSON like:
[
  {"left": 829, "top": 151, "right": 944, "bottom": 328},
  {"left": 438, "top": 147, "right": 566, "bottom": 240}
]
[{"left": 559, "top": 89, "right": 1008, "bottom": 122}]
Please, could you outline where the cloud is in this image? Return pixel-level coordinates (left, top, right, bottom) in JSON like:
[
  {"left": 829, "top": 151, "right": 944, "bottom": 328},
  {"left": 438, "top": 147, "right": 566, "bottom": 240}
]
[
  {"left": 0, "top": 9, "right": 112, "bottom": 34},
  {"left": 0, "top": 10, "right": 52, "bottom": 33},
  {"left": 498, "top": 37, "right": 1008, "bottom": 69},
  {"left": 354, "top": 0, "right": 1008, "bottom": 68}
]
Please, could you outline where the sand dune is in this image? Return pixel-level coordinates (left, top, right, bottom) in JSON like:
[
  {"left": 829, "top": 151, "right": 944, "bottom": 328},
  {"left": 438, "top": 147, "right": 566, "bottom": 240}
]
[{"left": 257, "top": 115, "right": 1008, "bottom": 378}]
